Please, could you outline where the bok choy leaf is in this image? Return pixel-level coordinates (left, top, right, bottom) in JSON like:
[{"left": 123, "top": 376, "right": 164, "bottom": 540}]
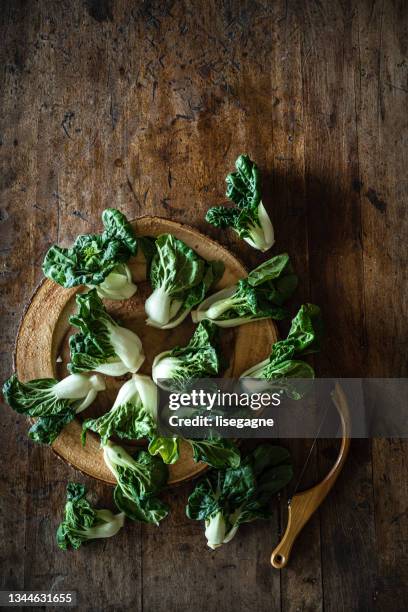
[
  {"left": 68, "top": 289, "right": 145, "bottom": 376},
  {"left": 152, "top": 321, "right": 221, "bottom": 391},
  {"left": 57, "top": 483, "right": 125, "bottom": 550},
  {"left": 192, "top": 253, "right": 297, "bottom": 327},
  {"left": 82, "top": 374, "right": 158, "bottom": 445},
  {"left": 186, "top": 444, "right": 292, "bottom": 549},
  {"left": 103, "top": 441, "right": 169, "bottom": 525},
  {"left": 240, "top": 303, "right": 322, "bottom": 396},
  {"left": 2, "top": 372, "right": 105, "bottom": 444},
  {"left": 145, "top": 234, "right": 224, "bottom": 329},
  {"left": 43, "top": 208, "right": 139, "bottom": 300},
  {"left": 206, "top": 154, "right": 274, "bottom": 252},
  {"left": 149, "top": 435, "right": 240, "bottom": 469}
]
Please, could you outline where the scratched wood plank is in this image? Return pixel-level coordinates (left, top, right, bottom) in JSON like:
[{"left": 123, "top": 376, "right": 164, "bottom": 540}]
[
  {"left": 129, "top": 2, "right": 284, "bottom": 610},
  {"left": 266, "top": 4, "right": 324, "bottom": 610},
  {"left": 0, "top": 0, "right": 54, "bottom": 596},
  {"left": 0, "top": 1, "right": 146, "bottom": 610},
  {"left": 299, "top": 2, "right": 378, "bottom": 611},
  {"left": 356, "top": 1, "right": 408, "bottom": 609}
]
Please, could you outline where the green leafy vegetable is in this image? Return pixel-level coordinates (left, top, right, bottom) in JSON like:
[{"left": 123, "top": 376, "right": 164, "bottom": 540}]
[
  {"left": 145, "top": 234, "right": 224, "bottom": 329},
  {"left": 43, "top": 208, "right": 139, "bottom": 300},
  {"left": 2, "top": 372, "right": 105, "bottom": 445},
  {"left": 148, "top": 436, "right": 180, "bottom": 464},
  {"left": 192, "top": 253, "right": 297, "bottom": 327},
  {"left": 152, "top": 321, "right": 221, "bottom": 391},
  {"left": 186, "top": 444, "right": 292, "bottom": 549},
  {"left": 240, "top": 304, "right": 322, "bottom": 397},
  {"left": 206, "top": 154, "right": 274, "bottom": 252},
  {"left": 82, "top": 374, "right": 158, "bottom": 445},
  {"left": 148, "top": 435, "right": 240, "bottom": 469},
  {"left": 57, "top": 483, "right": 125, "bottom": 550},
  {"left": 68, "top": 289, "right": 145, "bottom": 376},
  {"left": 103, "top": 441, "right": 169, "bottom": 525},
  {"left": 188, "top": 436, "right": 241, "bottom": 469}
]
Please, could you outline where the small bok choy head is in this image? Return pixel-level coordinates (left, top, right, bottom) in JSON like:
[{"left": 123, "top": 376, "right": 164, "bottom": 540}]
[
  {"left": 103, "top": 441, "right": 169, "bottom": 525},
  {"left": 82, "top": 374, "right": 158, "bottom": 445},
  {"left": 192, "top": 253, "right": 297, "bottom": 327},
  {"left": 186, "top": 444, "right": 293, "bottom": 549},
  {"left": 240, "top": 304, "right": 323, "bottom": 397},
  {"left": 152, "top": 321, "right": 221, "bottom": 391},
  {"left": 68, "top": 289, "right": 145, "bottom": 376},
  {"left": 57, "top": 483, "right": 125, "bottom": 550},
  {"left": 2, "top": 372, "right": 105, "bottom": 444},
  {"left": 206, "top": 154, "right": 274, "bottom": 252},
  {"left": 149, "top": 435, "right": 241, "bottom": 469},
  {"left": 144, "top": 234, "right": 224, "bottom": 329},
  {"left": 43, "top": 208, "right": 139, "bottom": 300}
]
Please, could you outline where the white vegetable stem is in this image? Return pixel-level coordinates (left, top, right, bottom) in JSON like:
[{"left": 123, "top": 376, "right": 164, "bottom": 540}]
[
  {"left": 191, "top": 285, "right": 269, "bottom": 328},
  {"left": 243, "top": 202, "right": 275, "bottom": 252},
  {"left": 103, "top": 440, "right": 138, "bottom": 480},
  {"left": 104, "top": 322, "right": 145, "bottom": 375},
  {"left": 192, "top": 286, "right": 236, "bottom": 325},
  {"left": 239, "top": 358, "right": 270, "bottom": 379},
  {"left": 151, "top": 352, "right": 181, "bottom": 390},
  {"left": 53, "top": 373, "right": 106, "bottom": 413},
  {"left": 145, "top": 286, "right": 188, "bottom": 329},
  {"left": 204, "top": 511, "right": 240, "bottom": 549},
  {"left": 91, "top": 264, "right": 137, "bottom": 301},
  {"left": 205, "top": 511, "right": 226, "bottom": 549},
  {"left": 112, "top": 374, "right": 158, "bottom": 420},
  {"left": 83, "top": 510, "right": 125, "bottom": 539}
]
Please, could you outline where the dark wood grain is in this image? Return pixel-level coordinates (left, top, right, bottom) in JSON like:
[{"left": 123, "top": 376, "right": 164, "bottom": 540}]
[
  {"left": 0, "top": 1, "right": 407, "bottom": 611},
  {"left": 356, "top": 1, "right": 408, "bottom": 608}
]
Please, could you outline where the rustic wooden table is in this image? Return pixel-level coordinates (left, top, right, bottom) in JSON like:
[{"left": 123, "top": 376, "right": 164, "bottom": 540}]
[{"left": 0, "top": 1, "right": 407, "bottom": 610}]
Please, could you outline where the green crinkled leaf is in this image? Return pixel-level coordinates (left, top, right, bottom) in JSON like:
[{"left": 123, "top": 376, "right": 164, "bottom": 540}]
[
  {"left": 101, "top": 208, "right": 137, "bottom": 254},
  {"left": 185, "top": 480, "right": 220, "bottom": 521},
  {"left": 259, "top": 304, "right": 323, "bottom": 381},
  {"left": 188, "top": 436, "right": 241, "bottom": 469},
  {"left": 195, "top": 254, "right": 297, "bottom": 326},
  {"left": 57, "top": 482, "right": 124, "bottom": 550},
  {"left": 29, "top": 409, "right": 76, "bottom": 445},
  {"left": 183, "top": 260, "right": 224, "bottom": 310},
  {"left": 206, "top": 155, "right": 273, "bottom": 250},
  {"left": 82, "top": 375, "right": 157, "bottom": 445},
  {"left": 82, "top": 402, "right": 155, "bottom": 445},
  {"left": 186, "top": 444, "right": 293, "bottom": 548},
  {"left": 68, "top": 289, "right": 144, "bottom": 375},
  {"left": 153, "top": 321, "right": 222, "bottom": 391},
  {"left": 226, "top": 154, "right": 261, "bottom": 209},
  {"left": 114, "top": 450, "right": 168, "bottom": 499},
  {"left": 68, "top": 290, "right": 117, "bottom": 373},
  {"left": 3, "top": 375, "right": 67, "bottom": 416},
  {"left": 204, "top": 206, "right": 241, "bottom": 230},
  {"left": 104, "top": 444, "right": 169, "bottom": 525},
  {"left": 150, "top": 234, "right": 206, "bottom": 298},
  {"left": 113, "top": 487, "right": 169, "bottom": 525},
  {"left": 104, "top": 443, "right": 169, "bottom": 525},
  {"left": 146, "top": 234, "right": 224, "bottom": 327},
  {"left": 2, "top": 374, "right": 96, "bottom": 446},
  {"left": 148, "top": 436, "right": 180, "bottom": 464},
  {"left": 43, "top": 209, "right": 137, "bottom": 289}
]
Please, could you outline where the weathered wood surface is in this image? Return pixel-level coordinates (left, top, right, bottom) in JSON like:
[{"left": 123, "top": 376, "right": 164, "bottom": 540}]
[{"left": 0, "top": 1, "right": 407, "bottom": 611}]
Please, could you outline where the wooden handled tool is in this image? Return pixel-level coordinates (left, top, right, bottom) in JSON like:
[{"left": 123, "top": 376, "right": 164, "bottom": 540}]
[{"left": 271, "top": 382, "right": 351, "bottom": 569}]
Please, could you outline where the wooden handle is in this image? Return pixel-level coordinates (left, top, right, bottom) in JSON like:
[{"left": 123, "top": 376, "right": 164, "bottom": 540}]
[{"left": 271, "top": 383, "right": 351, "bottom": 569}]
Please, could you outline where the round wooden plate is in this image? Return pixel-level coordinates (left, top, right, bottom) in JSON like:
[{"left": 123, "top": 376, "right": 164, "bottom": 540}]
[{"left": 15, "top": 216, "right": 278, "bottom": 486}]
